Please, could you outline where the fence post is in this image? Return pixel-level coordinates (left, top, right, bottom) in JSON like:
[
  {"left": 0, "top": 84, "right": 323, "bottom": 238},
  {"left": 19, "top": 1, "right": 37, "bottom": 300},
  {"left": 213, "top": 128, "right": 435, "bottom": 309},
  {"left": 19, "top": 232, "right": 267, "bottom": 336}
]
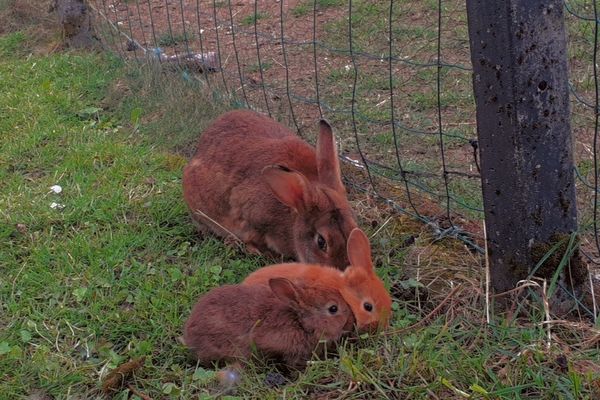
[
  {"left": 466, "top": 0, "right": 585, "bottom": 293},
  {"left": 51, "top": 0, "right": 99, "bottom": 49}
]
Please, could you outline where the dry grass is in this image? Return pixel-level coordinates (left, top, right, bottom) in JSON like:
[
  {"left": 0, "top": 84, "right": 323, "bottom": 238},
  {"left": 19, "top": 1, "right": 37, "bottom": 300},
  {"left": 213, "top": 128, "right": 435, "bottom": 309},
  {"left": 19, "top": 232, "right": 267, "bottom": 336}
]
[{"left": 0, "top": 0, "right": 59, "bottom": 53}]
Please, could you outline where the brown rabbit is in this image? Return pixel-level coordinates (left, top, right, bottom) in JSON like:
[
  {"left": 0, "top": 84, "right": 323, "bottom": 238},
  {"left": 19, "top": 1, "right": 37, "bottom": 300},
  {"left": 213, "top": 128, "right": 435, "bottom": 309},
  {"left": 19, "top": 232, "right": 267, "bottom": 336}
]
[
  {"left": 182, "top": 278, "right": 354, "bottom": 370},
  {"left": 243, "top": 228, "right": 392, "bottom": 332},
  {"left": 182, "top": 109, "right": 357, "bottom": 269}
]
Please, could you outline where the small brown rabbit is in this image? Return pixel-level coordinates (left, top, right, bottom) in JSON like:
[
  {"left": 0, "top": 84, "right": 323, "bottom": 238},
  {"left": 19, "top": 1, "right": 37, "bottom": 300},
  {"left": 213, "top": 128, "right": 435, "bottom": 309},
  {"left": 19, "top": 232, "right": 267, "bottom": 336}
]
[
  {"left": 182, "top": 109, "right": 357, "bottom": 269},
  {"left": 182, "top": 278, "right": 354, "bottom": 370}
]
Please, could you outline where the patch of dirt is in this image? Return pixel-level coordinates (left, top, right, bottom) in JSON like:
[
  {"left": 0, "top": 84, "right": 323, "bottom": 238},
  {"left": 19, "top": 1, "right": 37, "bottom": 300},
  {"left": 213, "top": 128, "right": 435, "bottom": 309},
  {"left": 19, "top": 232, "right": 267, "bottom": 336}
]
[
  {"left": 26, "top": 390, "right": 53, "bottom": 400},
  {"left": 0, "top": 0, "right": 54, "bottom": 34}
]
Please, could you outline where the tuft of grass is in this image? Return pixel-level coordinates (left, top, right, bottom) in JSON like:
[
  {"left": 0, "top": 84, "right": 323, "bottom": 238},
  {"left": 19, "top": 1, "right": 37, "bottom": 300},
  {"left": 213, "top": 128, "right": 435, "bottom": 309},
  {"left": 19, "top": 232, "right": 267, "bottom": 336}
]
[
  {"left": 156, "top": 31, "right": 194, "bottom": 47},
  {"left": 240, "top": 11, "right": 269, "bottom": 26},
  {"left": 0, "top": 30, "right": 24, "bottom": 56},
  {"left": 247, "top": 61, "right": 272, "bottom": 73},
  {"left": 292, "top": 0, "right": 345, "bottom": 17},
  {"left": 291, "top": 2, "right": 310, "bottom": 17}
]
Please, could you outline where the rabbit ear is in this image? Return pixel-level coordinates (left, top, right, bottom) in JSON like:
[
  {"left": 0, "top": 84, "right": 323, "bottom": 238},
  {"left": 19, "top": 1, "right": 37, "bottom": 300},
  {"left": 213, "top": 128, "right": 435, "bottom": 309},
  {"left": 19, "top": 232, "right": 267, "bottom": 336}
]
[
  {"left": 269, "top": 277, "right": 301, "bottom": 306},
  {"left": 316, "top": 119, "right": 345, "bottom": 193},
  {"left": 347, "top": 228, "right": 374, "bottom": 272},
  {"left": 263, "top": 165, "right": 312, "bottom": 213}
]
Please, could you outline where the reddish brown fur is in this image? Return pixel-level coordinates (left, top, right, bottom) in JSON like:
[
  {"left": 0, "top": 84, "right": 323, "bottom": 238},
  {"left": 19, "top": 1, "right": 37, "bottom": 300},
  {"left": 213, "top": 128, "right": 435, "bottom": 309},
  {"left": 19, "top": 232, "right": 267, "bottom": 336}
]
[
  {"left": 243, "top": 228, "right": 393, "bottom": 332},
  {"left": 183, "top": 279, "right": 354, "bottom": 369},
  {"left": 182, "top": 109, "right": 357, "bottom": 268}
]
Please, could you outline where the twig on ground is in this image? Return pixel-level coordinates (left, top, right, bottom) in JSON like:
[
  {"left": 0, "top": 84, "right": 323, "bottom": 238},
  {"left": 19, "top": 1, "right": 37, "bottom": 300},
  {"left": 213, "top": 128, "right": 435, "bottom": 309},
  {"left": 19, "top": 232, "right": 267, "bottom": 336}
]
[
  {"left": 589, "top": 268, "right": 598, "bottom": 324},
  {"left": 542, "top": 279, "right": 552, "bottom": 349},
  {"left": 491, "top": 280, "right": 541, "bottom": 298},
  {"left": 370, "top": 216, "right": 393, "bottom": 238},
  {"left": 483, "top": 221, "right": 490, "bottom": 324}
]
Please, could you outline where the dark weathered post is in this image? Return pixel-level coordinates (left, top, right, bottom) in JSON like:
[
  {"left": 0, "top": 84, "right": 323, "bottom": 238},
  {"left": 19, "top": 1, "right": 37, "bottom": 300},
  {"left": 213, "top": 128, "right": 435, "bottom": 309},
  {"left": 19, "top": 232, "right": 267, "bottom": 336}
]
[{"left": 466, "top": 0, "right": 585, "bottom": 292}]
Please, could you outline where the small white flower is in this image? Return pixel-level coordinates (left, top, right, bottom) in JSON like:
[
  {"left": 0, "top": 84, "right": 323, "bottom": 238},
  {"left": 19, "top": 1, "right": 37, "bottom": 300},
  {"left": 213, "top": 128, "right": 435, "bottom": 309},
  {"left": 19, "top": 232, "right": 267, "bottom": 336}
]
[
  {"left": 344, "top": 65, "right": 351, "bottom": 72},
  {"left": 50, "top": 185, "right": 62, "bottom": 194},
  {"left": 199, "top": 29, "right": 205, "bottom": 34},
  {"left": 50, "top": 202, "right": 65, "bottom": 210}
]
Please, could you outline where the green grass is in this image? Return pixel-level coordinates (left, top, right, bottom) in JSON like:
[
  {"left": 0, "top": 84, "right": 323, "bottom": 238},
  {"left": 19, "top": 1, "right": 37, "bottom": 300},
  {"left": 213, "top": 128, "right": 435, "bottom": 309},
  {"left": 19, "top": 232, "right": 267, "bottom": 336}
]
[
  {"left": 0, "top": 29, "right": 25, "bottom": 53},
  {"left": 240, "top": 11, "right": 269, "bottom": 27},
  {"left": 247, "top": 61, "right": 272, "bottom": 73},
  {"left": 2, "top": 25, "right": 600, "bottom": 400},
  {"left": 291, "top": 0, "right": 345, "bottom": 18},
  {"left": 157, "top": 31, "right": 194, "bottom": 47},
  {"left": 0, "top": 30, "right": 256, "bottom": 398}
]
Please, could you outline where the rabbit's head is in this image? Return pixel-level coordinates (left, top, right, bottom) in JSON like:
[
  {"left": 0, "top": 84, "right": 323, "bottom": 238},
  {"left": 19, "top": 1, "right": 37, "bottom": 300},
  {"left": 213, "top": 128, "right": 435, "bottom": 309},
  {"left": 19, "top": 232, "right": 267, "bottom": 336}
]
[
  {"left": 263, "top": 120, "right": 357, "bottom": 269},
  {"left": 269, "top": 278, "right": 354, "bottom": 342},
  {"left": 341, "top": 228, "right": 393, "bottom": 332}
]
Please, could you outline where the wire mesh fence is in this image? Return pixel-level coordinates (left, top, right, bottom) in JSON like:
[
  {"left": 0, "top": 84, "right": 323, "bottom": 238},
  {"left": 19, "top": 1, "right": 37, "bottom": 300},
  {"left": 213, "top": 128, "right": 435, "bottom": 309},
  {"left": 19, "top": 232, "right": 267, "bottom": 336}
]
[
  {"left": 88, "top": 0, "right": 600, "bottom": 275},
  {"left": 565, "top": 0, "right": 600, "bottom": 270}
]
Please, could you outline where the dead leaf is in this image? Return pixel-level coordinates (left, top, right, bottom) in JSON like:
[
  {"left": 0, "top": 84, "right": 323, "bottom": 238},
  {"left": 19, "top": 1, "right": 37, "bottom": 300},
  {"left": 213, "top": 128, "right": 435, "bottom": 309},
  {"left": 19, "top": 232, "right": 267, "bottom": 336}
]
[{"left": 101, "top": 356, "right": 146, "bottom": 394}]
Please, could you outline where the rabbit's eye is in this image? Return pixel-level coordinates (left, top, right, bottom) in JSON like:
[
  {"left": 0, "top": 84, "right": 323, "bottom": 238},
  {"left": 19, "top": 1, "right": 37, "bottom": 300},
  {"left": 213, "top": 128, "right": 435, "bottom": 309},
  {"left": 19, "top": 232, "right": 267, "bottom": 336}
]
[
  {"left": 363, "top": 302, "right": 373, "bottom": 312},
  {"left": 328, "top": 305, "right": 338, "bottom": 314},
  {"left": 316, "top": 234, "right": 327, "bottom": 251}
]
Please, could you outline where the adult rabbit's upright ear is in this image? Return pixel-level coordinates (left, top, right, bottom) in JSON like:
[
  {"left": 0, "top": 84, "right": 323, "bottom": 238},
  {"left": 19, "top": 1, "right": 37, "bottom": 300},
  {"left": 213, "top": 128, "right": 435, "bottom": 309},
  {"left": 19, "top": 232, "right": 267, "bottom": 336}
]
[{"left": 316, "top": 119, "right": 345, "bottom": 194}]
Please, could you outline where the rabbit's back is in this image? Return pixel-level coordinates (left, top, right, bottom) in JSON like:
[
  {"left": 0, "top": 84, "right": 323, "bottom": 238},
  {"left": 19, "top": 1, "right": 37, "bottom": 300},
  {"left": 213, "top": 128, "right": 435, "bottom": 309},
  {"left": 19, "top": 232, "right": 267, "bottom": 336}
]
[
  {"left": 191, "top": 109, "right": 318, "bottom": 178},
  {"left": 183, "top": 285, "right": 262, "bottom": 364},
  {"left": 182, "top": 110, "right": 318, "bottom": 255},
  {"left": 243, "top": 263, "right": 345, "bottom": 287},
  {"left": 183, "top": 284, "right": 314, "bottom": 367}
]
